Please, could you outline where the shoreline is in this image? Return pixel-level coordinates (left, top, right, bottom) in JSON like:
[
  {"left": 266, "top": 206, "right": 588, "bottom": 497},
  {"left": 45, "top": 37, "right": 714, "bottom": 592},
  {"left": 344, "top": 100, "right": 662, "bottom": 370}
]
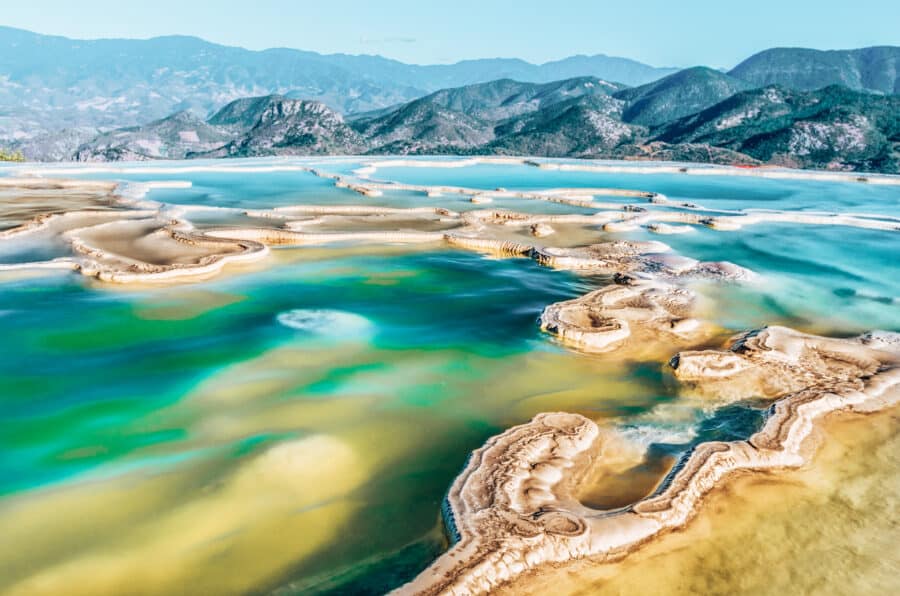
[{"left": 6, "top": 154, "right": 900, "bottom": 186}]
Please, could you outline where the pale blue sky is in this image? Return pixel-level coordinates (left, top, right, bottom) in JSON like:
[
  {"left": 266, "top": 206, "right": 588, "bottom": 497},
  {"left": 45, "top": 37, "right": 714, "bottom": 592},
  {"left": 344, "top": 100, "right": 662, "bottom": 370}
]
[{"left": 4, "top": 0, "right": 899, "bottom": 68}]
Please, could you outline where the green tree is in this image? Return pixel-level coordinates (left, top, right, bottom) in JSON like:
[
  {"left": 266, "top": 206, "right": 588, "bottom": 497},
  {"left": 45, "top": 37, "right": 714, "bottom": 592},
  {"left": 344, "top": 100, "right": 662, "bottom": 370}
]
[{"left": 0, "top": 148, "right": 26, "bottom": 162}]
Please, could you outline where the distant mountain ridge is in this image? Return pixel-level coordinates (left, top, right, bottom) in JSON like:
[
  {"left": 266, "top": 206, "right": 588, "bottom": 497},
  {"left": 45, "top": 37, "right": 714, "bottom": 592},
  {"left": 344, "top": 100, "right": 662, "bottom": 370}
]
[
  {"left": 614, "top": 67, "right": 752, "bottom": 126},
  {"left": 729, "top": 47, "right": 900, "bottom": 94},
  {"left": 0, "top": 26, "right": 676, "bottom": 142}
]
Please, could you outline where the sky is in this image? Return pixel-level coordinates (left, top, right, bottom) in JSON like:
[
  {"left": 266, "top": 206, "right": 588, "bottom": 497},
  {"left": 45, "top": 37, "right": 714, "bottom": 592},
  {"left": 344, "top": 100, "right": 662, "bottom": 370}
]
[{"left": 4, "top": 0, "right": 899, "bottom": 68}]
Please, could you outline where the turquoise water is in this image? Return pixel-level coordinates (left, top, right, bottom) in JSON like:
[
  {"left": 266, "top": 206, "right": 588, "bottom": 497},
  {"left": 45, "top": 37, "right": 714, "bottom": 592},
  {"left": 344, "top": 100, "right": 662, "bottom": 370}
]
[
  {"left": 625, "top": 222, "right": 900, "bottom": 333},
  {"left": 0, "top": 158, "right": 898, "bottom": 595},
  {"left": 377, "top": 162, "right": 900, "bottom": 215}
]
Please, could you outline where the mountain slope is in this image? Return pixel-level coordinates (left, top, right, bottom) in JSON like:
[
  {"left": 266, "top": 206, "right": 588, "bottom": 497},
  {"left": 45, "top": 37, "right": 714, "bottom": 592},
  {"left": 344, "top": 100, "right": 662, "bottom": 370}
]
[
  {"left": 395, "top": 77, "right": 624, "bottom": 120},
  {"left": 207, "top": 95, "right": 302, "bottom": 132},
  {"left": 487, "top": 95, "right": 642, "bottom": 156},
  {"left": 615, "top": 67, "right": 752, "bottom": 126},
  {"left": 74, "top": 95, "right": 367, "bottom": 160},
  {"left": 10, "top": 128, "right": 99, "bottom": 162},
  {"left": 729, "top": 47, "right": 900, "bottom": 94},
  {"left": 354, "top": 102, "right": 492, "bottom": 154},
  {"left": 74, "top": 111, "right": 234, "bottom": 161},
  {"left": 206, "top": 97, "right": 366, "bottom": 157},
  {"left": 655, "top": 85, "right": 900, "bottom": 172},
  {"left": 354, "top": 77, "right": 625, "bottom": 151}
]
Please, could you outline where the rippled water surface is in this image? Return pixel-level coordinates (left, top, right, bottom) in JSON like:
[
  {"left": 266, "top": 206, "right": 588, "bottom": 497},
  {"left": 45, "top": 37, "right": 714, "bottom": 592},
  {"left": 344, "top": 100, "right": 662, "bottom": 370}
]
[{"left": 0, "top": 158, "right": 898, "bottom": 595}]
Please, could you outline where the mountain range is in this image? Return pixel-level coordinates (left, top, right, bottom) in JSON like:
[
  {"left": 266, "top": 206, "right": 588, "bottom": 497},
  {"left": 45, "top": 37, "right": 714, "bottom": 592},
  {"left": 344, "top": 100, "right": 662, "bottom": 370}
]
[
  {"left": 3, "top": 27, "right": 900, "bottom": 173},
  {"left": 69, "top": 72, "right": 900, "bottom": 173},
  {"left": 0, "top": 26, "right": 675, "bottom": 139}
]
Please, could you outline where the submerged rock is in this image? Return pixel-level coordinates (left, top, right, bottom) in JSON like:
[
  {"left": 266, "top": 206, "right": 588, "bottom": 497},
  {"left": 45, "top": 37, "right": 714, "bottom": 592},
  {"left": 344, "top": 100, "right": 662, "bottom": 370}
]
[
  {"left": 532, "top": 240, "right": 754, "bottom": 281},
  {"left": 277, "top": 309, "right": 374, "bottom": 340},
  {"left": 530, "top": 222, "right": 555, "bottom": 237}
]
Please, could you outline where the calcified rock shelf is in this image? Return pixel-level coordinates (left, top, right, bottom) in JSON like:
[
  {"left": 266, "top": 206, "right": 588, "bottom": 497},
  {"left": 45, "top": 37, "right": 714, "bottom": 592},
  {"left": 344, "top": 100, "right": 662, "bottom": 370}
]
[
  {"left": 1, "top": 157, "right": 898, "bottom": 595},
  {"left": 3, "top": 157, "right": 897, "bottom": 286},
  {"left": 398, "top": 327, "right": 900, "bottom": 595},
  {"left": 540, "top": 279, "right": 713, "bottom": 355}
]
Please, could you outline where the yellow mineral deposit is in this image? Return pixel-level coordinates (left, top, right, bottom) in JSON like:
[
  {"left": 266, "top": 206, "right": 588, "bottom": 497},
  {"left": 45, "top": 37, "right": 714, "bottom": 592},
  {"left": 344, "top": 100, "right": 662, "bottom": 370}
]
[{"left": 396, "top": 327, "right": 899, "bottom": 595}]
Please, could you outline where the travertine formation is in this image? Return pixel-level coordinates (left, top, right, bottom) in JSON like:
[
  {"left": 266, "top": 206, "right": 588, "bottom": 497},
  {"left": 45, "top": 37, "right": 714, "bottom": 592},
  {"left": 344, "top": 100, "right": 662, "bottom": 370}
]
[
  {"left": 540, "top": 278, "right": 712, "bottom": 354},
  {"left": 529, "top": 240, "right": 751, "bottom": 354},
  {"left": 397, "top": 327, "right": 900, "bottom": 595},
  {"left": 0, "top": 179, "right": 268, "bottom": 283},
  {"left": 532, "top": 240, "right": 755, "bottom": 280},
  {"left": 0, "top": 176, "right": 758, "bottom": 285},
  {"left": 3, "top": 158, "right": 898, "bottom": 285}
]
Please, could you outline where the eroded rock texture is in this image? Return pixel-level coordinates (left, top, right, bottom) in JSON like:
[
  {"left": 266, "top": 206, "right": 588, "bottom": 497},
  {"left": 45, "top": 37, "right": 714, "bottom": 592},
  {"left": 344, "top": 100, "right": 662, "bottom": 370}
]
[
  {"left": 540, "top": 279, "right": 710, "bottom": 354},
  {"left": 397, "top": 327, "right": 900, "bottom": 595}
]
